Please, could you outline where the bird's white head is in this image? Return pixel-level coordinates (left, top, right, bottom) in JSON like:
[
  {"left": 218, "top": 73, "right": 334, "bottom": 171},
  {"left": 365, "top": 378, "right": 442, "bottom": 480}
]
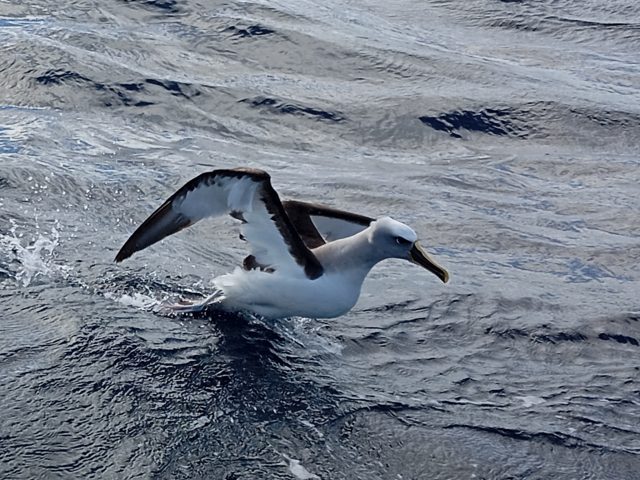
[{"left": 369, "top": 217, "right": 449, "bottom": 283}]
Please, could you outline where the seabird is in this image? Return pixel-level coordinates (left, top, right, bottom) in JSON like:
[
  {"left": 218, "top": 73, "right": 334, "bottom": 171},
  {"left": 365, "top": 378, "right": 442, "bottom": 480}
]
[{"left": 115, "top": 168, "right": 449, "bottom": 319}]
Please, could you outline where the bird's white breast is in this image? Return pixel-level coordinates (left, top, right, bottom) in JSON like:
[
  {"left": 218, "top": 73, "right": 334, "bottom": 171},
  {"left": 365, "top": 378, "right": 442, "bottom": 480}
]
[{"left": 213, "top": 267, "right": 366, "bottom": 319}]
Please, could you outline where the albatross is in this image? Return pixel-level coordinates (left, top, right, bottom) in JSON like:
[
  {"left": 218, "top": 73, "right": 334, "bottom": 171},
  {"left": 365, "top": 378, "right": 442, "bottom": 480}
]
[{"left": 115, "top": 168, "right": 449, "bottom": 319}]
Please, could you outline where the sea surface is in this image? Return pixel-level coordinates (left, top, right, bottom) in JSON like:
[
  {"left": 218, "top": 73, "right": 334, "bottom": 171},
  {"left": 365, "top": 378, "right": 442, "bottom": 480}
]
[{"left": 1, "top": 1, "right": 640, "bottom": 478}]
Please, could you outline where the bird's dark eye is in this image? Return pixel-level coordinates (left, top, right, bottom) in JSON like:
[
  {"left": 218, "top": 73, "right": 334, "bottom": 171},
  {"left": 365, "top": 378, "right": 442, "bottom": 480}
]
[{"left": 395, "top": 236, "right": 411, "bottom": 246}]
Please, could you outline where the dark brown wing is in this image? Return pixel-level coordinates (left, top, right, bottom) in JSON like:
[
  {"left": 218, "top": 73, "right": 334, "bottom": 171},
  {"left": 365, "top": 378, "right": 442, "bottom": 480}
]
[{"left": 282, "top": 200, "right": 374, "bottom": 248}]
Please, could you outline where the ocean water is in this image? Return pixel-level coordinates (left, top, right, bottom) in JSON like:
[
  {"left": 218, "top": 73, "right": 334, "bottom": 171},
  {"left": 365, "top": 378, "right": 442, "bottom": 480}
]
[{"left": 1, "top": 1, "right": 639, "bottom": 478}]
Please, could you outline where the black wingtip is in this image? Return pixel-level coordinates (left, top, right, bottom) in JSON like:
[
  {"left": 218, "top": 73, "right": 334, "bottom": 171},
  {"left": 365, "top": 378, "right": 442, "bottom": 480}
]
[
  {"left": 114, "top": 248, "right": 130, "bottom": 263},
  {"left": 114, "top": 239, "right": 137, "bottom": 263}
]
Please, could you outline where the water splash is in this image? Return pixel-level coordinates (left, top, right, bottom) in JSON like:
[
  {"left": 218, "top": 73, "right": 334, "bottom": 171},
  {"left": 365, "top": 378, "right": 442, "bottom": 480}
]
[
  {"left": 103, "top": 291, "right": 160, "bottom": 309},
  {"left": 0, "top": 220, "right": 69, "bottom": 287},
  {"left": 279, "top": 453, "right": 320, "bottom": 480}
]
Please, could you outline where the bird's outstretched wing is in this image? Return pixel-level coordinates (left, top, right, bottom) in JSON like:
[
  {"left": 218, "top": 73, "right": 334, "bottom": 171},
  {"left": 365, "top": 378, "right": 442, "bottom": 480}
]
[
  {"left": 283, "top": 200, "right": 374, "bottom": 249},
  {"left": 115, "top": 168, "right": 323, "bottom": 279}
]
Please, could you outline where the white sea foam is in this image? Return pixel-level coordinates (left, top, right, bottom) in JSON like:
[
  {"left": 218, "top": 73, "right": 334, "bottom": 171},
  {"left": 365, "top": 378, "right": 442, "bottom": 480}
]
[
  {"left": 515, "top": 395, "right": 546, "bottom": 408},
  {"left": 103, "top": 291, "right": 160, "bottom": 309},
  {"left": 0, "top": 220, "right": 69, "bottom": 287},
  {"left": 280, "top": 454, "right": 320, "bottom": 480}
]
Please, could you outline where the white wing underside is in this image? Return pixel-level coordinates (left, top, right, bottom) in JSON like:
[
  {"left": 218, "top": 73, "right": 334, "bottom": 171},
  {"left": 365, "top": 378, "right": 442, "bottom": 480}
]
[
  {"left": 115, "top": 169, "right": 323, "bottom": 279},
  {"left": 185, "top": 177, "right": 300, "bottom": 274},
  {"left": 310, "top": 215, "right": 369, "bottom": 242}
]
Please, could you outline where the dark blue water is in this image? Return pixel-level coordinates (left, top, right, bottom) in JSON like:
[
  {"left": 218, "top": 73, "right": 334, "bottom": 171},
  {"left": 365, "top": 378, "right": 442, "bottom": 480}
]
[{"left": 1, "top": 1, "right": 640, "bottom": 478}]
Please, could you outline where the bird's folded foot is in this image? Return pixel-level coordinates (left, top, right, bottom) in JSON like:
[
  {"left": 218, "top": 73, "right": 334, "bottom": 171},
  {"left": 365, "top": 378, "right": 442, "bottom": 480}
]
[{"left": 156, "top": 289, "right": 225, "bottom": 316}]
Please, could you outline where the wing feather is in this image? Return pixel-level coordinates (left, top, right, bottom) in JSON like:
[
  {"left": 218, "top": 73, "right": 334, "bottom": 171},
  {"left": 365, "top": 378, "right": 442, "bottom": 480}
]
[
  {"left": 115, "top": 169, "right": 323, "bottom": 279},
  {"left": 282, "top": 200, "right": 374, "bottom": 248}
]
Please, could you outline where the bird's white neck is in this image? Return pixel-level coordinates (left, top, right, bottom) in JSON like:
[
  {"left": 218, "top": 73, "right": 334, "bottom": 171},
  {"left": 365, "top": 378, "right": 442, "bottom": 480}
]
[{"left": 313, "top": 228, "right": 385, "bottom": 279}]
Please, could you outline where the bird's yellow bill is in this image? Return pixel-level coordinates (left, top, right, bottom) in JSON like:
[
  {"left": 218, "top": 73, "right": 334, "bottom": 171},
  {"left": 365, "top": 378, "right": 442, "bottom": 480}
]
[{"left": 409, "top": 242, "right": 449, "bottom": 283}]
